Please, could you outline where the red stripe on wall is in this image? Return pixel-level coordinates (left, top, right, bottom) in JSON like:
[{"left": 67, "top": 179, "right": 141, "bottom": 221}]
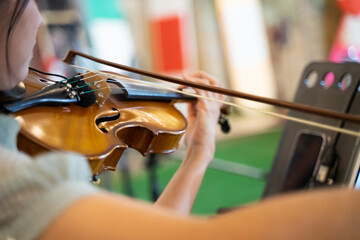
[{"left": 150, "top": 15, "right": 185, "bottom": 73}]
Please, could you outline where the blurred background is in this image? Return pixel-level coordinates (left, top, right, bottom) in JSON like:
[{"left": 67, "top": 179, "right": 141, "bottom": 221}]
[{"left": 32, "top": 0, "right": 360, "bottom": 215}]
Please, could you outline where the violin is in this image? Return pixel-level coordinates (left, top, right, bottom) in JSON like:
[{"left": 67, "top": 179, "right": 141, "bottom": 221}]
[
  {"left": 2, "top": 67, "right": 202, "bottom": 178},
  {"left": 2, "top": 50, "right": 360, "bottom": 179}
]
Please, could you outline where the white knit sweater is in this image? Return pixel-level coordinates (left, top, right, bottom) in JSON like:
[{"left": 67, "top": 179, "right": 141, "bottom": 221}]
[{"left": 0, "top": 115, "right": 99, "bottom": 240}]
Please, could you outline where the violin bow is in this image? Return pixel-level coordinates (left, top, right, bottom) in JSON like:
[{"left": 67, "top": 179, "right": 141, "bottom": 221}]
[{"left": 63, "top": 49, "right": 360, "bottom": 124}]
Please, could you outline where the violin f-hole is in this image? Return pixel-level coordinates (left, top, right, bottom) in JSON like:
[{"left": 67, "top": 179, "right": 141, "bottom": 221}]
[{"left": 96, "top": 107, "right": 120, "bottom": 133}]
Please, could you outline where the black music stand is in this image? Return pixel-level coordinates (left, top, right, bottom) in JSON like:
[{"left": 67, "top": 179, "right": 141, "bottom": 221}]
[{"left": 263, "top": 62, "right": 360, "bottom": 198}]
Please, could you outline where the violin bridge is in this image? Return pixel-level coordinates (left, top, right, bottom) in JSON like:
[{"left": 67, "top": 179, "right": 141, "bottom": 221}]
[{"left": 83, "top": 71, "right": 111, "bottom": 105}]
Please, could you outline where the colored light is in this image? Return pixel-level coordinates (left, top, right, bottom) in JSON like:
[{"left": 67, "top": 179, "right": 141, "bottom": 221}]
[{"left": 347, "top": 45, "right": 359, "bottom": 61}]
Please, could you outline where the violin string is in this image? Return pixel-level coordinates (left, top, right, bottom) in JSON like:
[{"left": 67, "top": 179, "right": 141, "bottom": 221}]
[
  {"left": 77, "top": 81, "right": 95, "bottom": 88},
  {"left": 78, "top": 79, "right": 108, "bottom": 89},
  {"left": 80, "top": 86, "right": 111, "bottom": 95},
  {"left": 69, "top": 64, "right": 360, "bottom": 137},
  {"left": 56, "top": 72, "right": 99, "bottom": 84},
  {"left": 58, "top": 77, "right": 76, "bottom": 84},
  {"left": 76, "top": 73, "right": 141, "bottom": 92},
  {"left": 56, "top": 72, "right": 119, "bottom": 92},
  {"left": 66, "top": 71, "right": 153, "bottom": 92},
  {"left": 70, "top": 71, "right": 149, "bottom": 92}
]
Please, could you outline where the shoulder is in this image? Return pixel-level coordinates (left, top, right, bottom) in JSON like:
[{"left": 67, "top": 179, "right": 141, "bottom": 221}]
[{"left": 0, "top": 148, "right": 100, "bottom": 240}]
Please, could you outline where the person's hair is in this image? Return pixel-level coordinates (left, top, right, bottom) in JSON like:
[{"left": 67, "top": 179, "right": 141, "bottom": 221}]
[{"left": 2, "top": 0, "right": 30, "bottom": 73}]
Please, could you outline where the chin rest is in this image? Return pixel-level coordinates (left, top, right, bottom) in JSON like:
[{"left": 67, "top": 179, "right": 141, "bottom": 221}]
[{"left": 0, "top": 82, "right": 26, "bottom": 104}]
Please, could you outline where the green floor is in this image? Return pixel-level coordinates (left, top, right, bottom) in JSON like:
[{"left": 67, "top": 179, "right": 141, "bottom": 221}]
[{"left": 107, "top": 127, "right": 283, "bottom": 215}]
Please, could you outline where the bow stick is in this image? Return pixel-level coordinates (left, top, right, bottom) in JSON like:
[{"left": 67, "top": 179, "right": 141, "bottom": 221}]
[{"left": 63, "top": 49, "right": 360, "bottom": 124}]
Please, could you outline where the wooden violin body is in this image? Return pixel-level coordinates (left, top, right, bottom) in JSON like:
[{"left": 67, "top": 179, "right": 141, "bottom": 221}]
[{"left": 15, "top": 70, "right": 188, "bottom": 175}]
